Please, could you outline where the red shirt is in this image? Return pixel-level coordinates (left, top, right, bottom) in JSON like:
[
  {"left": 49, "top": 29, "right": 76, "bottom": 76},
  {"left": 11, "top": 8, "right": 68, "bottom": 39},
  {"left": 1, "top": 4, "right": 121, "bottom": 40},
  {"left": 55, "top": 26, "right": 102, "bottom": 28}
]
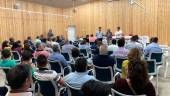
[{"left": 113, "top": 78, "right": 156, "bottom": 96}]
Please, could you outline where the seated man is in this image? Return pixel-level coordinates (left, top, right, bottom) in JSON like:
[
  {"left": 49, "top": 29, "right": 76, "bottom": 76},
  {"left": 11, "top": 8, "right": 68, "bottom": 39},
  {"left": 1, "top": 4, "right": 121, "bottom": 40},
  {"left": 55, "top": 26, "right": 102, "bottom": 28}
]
[
  {"left": 6, "top": 64, "right": 32, "bottom": 96},
  {"left": 34, "top": 55, "right": 63, "bottom": 84},
  {"left": 21, "top": 50, "right": 36, "bottom": 76},
  {"left": 33, "top": 42, "right": 49, "bottom": 58},
  {"left": 111, "top": 38, "right": 129, "bottom": 57},
  {"left": 0, "top": 49, "right": 16, "bottom": 67},
  {"left": 81, "top": 80, "right": 111, "bottom": 96},
  {"left": 48, "top": 44, "right": 68, "bottom": 67},
  {"left": 144, "top": 37, "right": 162, "bottom": 58},
  {"left": 93, "top": 44, "right": 114, "bottom": 68},
  {"left": 125, "top": 35, "right": 143, "bottom": 54},
  {"left": 107, "top": 39, "right": 118, "bottom": 52},
  {"left": 62, "top": 41, "right": 76, "bottom": 53},
  {"left": 64, "top": 57, "right": 95, "bottom": 89}
]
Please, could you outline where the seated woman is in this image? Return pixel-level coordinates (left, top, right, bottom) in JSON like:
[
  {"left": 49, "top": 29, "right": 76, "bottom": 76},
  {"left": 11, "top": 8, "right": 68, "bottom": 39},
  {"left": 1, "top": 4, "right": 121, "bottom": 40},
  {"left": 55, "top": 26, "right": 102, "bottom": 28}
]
[
  {"left": 81, "top": 80, "right": 111, "bottom": 96},
  {"left": 0, "top": 49, "right": 16, "bottom": 67},
  {"left": 113, "top": 60, "right": 156, "bottom": 96},
  {"left": 121, "top": 48, "right": 141, "bottom": 78}
]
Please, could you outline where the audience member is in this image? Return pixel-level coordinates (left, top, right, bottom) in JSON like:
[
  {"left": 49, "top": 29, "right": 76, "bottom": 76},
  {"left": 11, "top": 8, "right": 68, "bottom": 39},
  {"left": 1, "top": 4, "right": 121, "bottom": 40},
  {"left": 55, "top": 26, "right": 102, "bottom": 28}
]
[
  {"left": 64, "top": 57, "right": 95, "bottom": 89},
  {"left": 2, "top": 40, "right": 11, "bottom": 50},
  {"left": 107, "top": 39, "right": 118, "bottom": 52},
  {"left": 125, "top": 35, "right": 143, "bottom": 54},
  {"left": 48, "top": 44, "right": 68, "bottom": 67},
  {"left": 0, "top": 49, "right": 16, "bottom": 67},
  {"left": 81, "top": 80, "right": 111, "bottom": 96},
  {"left": 11, "top": 42, "right": 22, "bottom": 55},
  {"left": 111, "top": 38, "right": 129, "bottom": 57},
  {"left": 23, "top": 43, "right": 34, "bottom": 54},
  {"left": 113, "top": 60, "right": 156, "bottom": 96},
  {"left": 89, "top": 34, "right": 96, "bottom": 42},
  {"left": 62, "top": 41, "right": 75, "bottom": 53},
  {"left": 144, "top": 37, "right": 162, "bottom": 58},
  {"left": 34, "top": 42, "right": 49, "bottom": 58},
  {"left": 9, "top": 37, "right": 15, "bottom": 46},
  {"left": 121, "top": 48, "right": 141, "bottom": 78},
  {"left": 34, "top": 55, "right": 64, "bottom": 85},
  {"left": 91, "top": 39, "right": 102, "bottom": 55},
  {"left": 93, "top": 44, "right": 114, "bottom": 68},
  {"left": 6, "top": 64, "right": 32, "bottom": 96},
  {"left": 34, "top": 36, "right": 41, "bottom": 45},
  {"left": 21, "top": 50, "right": 36, "bottom": 76}
]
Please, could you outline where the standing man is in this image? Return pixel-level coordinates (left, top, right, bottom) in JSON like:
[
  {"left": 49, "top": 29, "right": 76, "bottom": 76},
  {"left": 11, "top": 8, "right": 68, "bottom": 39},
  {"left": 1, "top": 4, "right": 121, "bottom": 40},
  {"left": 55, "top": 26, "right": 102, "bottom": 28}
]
[
  {"left": 96, "top": 27, "right": 103, "bottom": 40},
  {"left": 106, "top": 29, "right": 113, "bottom": 43},
  {"left": 115, "top": 27, "right": 123, "bottom": 39},
  {"left": 47, "top": 29, "right": 54, "bottom": 38}
]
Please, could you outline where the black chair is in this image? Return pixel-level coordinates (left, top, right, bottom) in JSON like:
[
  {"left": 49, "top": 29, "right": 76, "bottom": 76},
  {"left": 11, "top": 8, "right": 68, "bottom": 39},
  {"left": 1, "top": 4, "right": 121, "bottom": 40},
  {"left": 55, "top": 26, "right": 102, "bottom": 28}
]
[
  {"left": 37, "top": 80, "right": 59, "bottom": 96},
  {"left": 115, "top": 57, "right": 127, "bottom": 72},
  {"left": 148, "top": 52, "right": 163, "bottom": 65},
  {"left": 48, "top": 60, "right": 64, "bottom": 76},
  {"left": 80, "top": 49, "right": 89, "bottom": 58},
  {"left": 90, "top": 42, "right": 95, "bottom": 46},
  {"left": 108, "top": 51, "right": 113, "bottom": 56},
  {"left": 93, "top": 65, "right": 113, "bottom": 83},
  {"left": 0, "top": 86, "right": 8, "bottom": 96},
  {"left": 65, "top": 82, "right": 85, "bottom": 96},
  {"left": 62, "top": 52, "right": 71, "bottom": 63},
  {"left": 12, "top": 51, "right": 21, "bottom": 63}
]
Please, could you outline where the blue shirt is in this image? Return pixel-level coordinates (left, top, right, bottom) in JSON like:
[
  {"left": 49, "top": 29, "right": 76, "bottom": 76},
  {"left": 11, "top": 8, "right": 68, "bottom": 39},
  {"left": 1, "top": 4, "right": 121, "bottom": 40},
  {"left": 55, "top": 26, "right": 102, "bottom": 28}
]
[
  {"left": 64, "top": 71, "right": 95, "bottom": 89},
  {"left": 144, "top": 43, "right": 162, "bottom": 57},
  {"left": 96, "top": 31, "right": 103, "bottom": 39},
  {"left": 48, "top": 52, "right": 68, "bottom": 67},
  {"left": 0, "top": 60, "right": 16, "bottom": 68}
]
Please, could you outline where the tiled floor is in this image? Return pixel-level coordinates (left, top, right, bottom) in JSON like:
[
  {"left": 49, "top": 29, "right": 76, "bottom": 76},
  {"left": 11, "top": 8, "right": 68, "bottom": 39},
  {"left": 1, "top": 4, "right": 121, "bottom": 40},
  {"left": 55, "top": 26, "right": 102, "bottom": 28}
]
[{"left": 1, "top": 64, "right": 170, "bottom": 96}]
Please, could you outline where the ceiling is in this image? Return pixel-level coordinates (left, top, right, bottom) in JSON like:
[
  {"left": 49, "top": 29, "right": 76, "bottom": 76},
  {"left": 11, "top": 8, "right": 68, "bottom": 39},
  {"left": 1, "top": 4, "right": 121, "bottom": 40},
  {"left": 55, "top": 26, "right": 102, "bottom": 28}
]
[{"left": 20, "top": 0, "right": 91, "bottom": 8}]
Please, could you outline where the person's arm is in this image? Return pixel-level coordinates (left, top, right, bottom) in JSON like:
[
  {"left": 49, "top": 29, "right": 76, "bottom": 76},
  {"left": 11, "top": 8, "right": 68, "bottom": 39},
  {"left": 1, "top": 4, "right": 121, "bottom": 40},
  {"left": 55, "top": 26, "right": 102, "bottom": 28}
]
[{"left": 54, "top": 76, "right": 65, "bottom": 86}]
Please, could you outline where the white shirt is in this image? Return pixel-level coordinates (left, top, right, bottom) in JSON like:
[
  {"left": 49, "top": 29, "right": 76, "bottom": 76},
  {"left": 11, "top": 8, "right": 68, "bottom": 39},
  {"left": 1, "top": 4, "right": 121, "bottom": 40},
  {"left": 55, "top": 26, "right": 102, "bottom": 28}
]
[
  {"left": 6, "top": 92, "right": 32, "bottom": 96},
  {"left": 115, "top": 30, "right": 123, "bottom": 38},
  {"left": 108, "top": 44, "right": 118, "bottom": 52},
  {"left": 34, "top": 70, "right": 59, "bottom": 81}
]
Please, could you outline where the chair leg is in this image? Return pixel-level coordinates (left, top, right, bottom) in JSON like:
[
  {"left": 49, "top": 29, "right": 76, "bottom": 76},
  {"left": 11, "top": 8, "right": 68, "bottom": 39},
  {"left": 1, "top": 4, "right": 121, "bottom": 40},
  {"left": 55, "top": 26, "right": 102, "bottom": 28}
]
[
  {"left": 156, "top": 65, "right": 163, "bottom": 96},
  {"left": 164, "top": 62, "right": 168, "bottom": 78}
]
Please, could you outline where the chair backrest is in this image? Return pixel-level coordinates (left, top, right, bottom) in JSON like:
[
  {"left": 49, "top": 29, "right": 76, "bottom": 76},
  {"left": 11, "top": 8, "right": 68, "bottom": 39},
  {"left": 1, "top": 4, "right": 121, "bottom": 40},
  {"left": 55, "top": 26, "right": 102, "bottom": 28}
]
[
  {"left": 37, "top": 80, "right": 58, "bottom": 96},
  {"left": 94, "top": 65, "right": 113, "bottom": 83},
  {"left": 48, "top": 60, "right": 64, "bottom": 75},
  {"left": 0, "top": 87, "right": 8, "bottom": 96},
  {"left": 115, "top": 57, "right": 127, "bottom": 72},
  {"left": 65, "top": 82, "right": 85, "bottom": 96},
  {"left": 148, "top": 52, "right": 163, "bottom": 65},
  {"left": 64, "top": 66, "right": 72, "bottom": 76},
  {"left": 80, "top": 49, "right": 88, "bottom": 57},
  {"left": 90, "top": 42, "right": 95, "bottom": 46},
  {"left": 146, "top": 60, "right": 157, "bottom": 76},
  {"left": 111, "top": 88, "right": 146, "bottom": 96},
  {"left": 12, "top": 51, "right": 21, "bottom": 63},
  {"left": 62, "top": 52, "right": 70, "bottom": 61},
  {"left": 108, "top": 51, "right": 113, "bottom": 56}
]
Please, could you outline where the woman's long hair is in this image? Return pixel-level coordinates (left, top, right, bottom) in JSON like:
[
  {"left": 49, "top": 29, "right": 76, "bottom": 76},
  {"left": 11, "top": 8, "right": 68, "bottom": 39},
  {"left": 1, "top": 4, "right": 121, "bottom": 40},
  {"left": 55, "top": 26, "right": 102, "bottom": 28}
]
[{"left": 128, "top": 60, "right": 149, "bottom": 94}]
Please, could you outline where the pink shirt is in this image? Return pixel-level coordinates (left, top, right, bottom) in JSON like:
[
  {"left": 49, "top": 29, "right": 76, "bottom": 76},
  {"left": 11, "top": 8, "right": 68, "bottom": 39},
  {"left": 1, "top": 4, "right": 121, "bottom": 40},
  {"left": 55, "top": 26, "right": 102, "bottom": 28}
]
[
  {"left": 89, "top": 37, "right": 97, "bottom": 42},
  {"left": 34, "top": 50, "right": 49, "bottom": 58}
]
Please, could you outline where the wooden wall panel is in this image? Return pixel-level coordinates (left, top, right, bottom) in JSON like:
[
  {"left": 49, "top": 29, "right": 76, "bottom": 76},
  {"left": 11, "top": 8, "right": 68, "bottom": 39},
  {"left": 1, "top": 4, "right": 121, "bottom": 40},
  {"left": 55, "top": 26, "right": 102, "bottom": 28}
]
[
  {"left": 0, "top": 0, "right": 65, "bottom": 42},
  {"left": 63, "top": 0, "right": 170, "bottom": 45}
]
